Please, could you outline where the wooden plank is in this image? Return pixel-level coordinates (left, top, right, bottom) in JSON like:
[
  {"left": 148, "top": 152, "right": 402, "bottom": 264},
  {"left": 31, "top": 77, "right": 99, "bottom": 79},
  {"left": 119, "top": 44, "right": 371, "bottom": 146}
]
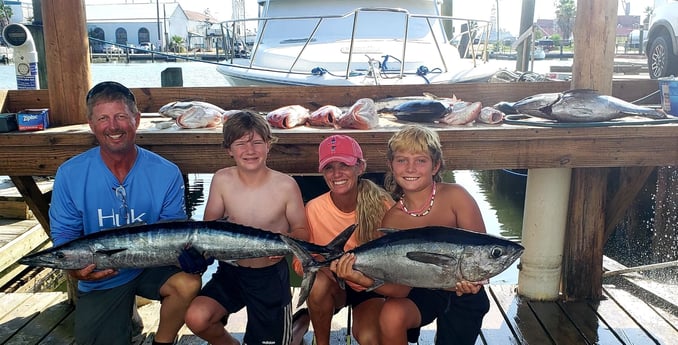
[
  {"left": 0, "top": 200, "right": 33, "bottom": 219},
  {"left": 491, "top": 284, "right": 551, "bottom": 344},
  {"left": 481, "top": 285, "right": 521, "bottom": 345},
  {"left": 528, "top": 300, "right": 588, "bottom": 344},
  {"left": 1, "top": 118, "right": 678, "bottom": 176},
  {"left": 39, "top": 310, "right": 76, "bottom": 345},
  {"left": 0, "top": 292, "right": 65, "bottom": 343},
  {"left": 557, "top": 300, "right": 623, "bottom": 344},
  {"left": 0, "top": 240, "right": 53, "bottom": 289},
  {"left": 0, "top": 223, "right": 50, "bottom": 273},
  {"left": 8, "top": 293, "right": 71, "bottom": 344},
  {"left": 603, "top": 256, "right": 678, "bottom": 315},
  {"left": 603, "top": 284, "right": 678, "bottom": 344},
  {"left": 0, "top": 219, "right": 38, "bottom": 245},
  {"left": 0, "top": 292, "right": 33, "bottom": 319},
  {"left": 594, "top": 284, "right": 658, "bottom": 344}
]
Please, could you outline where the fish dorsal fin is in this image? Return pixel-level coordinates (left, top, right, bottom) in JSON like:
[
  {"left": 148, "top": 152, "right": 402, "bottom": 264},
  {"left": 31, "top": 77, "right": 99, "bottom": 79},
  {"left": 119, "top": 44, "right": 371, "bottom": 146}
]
[
  {"left": 406, "top": 252, "right": 458, "bottom": 267},
  {"left": 325, "top": 224, "right": 356, "bottom": 254}
]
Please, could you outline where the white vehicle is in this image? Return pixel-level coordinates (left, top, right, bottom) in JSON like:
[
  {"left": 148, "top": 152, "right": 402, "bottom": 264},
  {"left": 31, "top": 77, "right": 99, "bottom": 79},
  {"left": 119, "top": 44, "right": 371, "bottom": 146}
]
[
  {"left": 103, "top": 44, "right": 123, "bottom": 54},
  {"left": 646, "top": 0, "right": 678, "bottom": 78},
  {"left": 0, "top": 45, "right": 12, "bottom": 63}
]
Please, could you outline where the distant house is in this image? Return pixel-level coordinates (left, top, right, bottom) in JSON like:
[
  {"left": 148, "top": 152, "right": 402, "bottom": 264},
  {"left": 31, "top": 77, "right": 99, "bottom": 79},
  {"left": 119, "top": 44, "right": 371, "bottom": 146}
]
[
  {"left": 85, "top": 3, "right": 189, "bottom": 52},
  {"left": 184, "top": 10, "right": 221, "bottom": 51}
]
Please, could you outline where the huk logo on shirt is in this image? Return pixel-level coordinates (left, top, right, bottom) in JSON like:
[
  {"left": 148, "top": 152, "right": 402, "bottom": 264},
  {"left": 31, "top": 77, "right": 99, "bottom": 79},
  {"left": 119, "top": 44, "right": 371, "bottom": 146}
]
[{"left": 97, "top": 208, "right": 145, "bottom": 227}]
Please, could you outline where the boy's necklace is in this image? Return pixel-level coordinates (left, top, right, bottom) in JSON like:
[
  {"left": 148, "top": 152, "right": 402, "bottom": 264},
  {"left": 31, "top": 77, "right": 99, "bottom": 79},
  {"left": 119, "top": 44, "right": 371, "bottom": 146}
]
[{"left": 399, "top": 182, "right": 436, "bottom": 217}]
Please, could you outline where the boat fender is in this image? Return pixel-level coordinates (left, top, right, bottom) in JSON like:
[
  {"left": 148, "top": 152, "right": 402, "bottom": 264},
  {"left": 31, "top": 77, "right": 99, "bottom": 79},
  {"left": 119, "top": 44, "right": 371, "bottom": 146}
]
[{"left": 311, "top": 67, "right": 328, "bottom": 76}]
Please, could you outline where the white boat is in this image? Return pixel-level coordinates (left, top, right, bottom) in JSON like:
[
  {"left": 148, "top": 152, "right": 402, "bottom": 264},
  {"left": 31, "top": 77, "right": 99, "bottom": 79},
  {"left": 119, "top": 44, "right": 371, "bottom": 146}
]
[{"left": 215, "top": 0, "right": 504, "bottom": 86}]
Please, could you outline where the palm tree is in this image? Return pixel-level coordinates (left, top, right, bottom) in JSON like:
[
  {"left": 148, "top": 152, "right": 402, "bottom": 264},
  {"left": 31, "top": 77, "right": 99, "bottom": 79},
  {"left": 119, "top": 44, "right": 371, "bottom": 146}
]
[{"left": 170, "top": 35, "right": 185, "bottom": 53}]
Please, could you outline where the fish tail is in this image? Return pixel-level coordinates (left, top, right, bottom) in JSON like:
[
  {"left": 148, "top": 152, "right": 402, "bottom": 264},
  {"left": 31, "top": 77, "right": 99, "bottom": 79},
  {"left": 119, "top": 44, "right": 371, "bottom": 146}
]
[{"left": 280, "top": 235, "right": 328, "bottom": 307}]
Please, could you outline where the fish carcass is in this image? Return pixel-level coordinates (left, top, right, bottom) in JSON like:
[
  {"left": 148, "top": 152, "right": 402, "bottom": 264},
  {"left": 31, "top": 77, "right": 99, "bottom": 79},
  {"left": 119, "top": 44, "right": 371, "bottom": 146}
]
[
  {"left": 158, "top": 101, "right": 228, "bottom": 128},
  {"left": 283, "top": 226, "right": 524, "bottom": 306},
  {"left": 336, "top": 98, "right": 379, "bottom": 129},
  {"left": 20, "top": 220, "right": 354, "bottom": 270},
  {"left": 512, "top": 89, "right": 668, "bottom": 122},
  {"left": 308, "top": 105, "right": 342, "bottom": 127},
  {"left": 439, "top": 101, "right": 483, "bottom": 125},
  {"left": 266, "top": 105, "right": 311, "bottom": 128}
]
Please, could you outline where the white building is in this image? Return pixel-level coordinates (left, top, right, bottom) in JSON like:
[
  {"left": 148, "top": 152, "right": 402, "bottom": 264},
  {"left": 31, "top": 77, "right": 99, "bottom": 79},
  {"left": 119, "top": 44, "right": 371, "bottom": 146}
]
[
  {"left": 184, "top": 9, "right": 221, "bottom": 51},
  {"left": 86, "top": 3, "right": 188, "bottom": 52}
]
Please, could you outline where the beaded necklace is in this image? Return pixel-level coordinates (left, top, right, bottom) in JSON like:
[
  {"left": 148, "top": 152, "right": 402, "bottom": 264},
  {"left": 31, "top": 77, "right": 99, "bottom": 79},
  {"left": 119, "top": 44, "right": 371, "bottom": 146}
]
[{"left": 399, "top": 182, "right": 436, "bottom": 217}]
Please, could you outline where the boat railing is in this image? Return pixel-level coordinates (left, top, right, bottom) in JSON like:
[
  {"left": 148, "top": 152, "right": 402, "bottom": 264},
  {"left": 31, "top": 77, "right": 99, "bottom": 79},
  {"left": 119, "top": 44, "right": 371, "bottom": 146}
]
[{"left": 217, "top": 8, "right": 492, "bottom": 82}]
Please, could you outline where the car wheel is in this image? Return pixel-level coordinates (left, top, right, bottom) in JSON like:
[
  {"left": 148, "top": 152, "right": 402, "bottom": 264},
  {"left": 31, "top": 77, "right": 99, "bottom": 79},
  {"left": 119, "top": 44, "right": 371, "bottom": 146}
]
[{"left": 647, "top": 34, "right": 678, "bottom": 79}]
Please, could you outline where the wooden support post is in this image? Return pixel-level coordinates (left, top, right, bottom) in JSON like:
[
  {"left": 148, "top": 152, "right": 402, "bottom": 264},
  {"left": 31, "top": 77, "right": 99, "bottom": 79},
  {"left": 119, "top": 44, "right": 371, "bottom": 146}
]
[
  {"left": 561, "top": 0, "right": 618, "bottom": 300},
  {"left": 161, "top": 67, "right": 183, "bottom": 87},
  {"left": 41, "top": 0, "right": 91, "bottom": 126}
]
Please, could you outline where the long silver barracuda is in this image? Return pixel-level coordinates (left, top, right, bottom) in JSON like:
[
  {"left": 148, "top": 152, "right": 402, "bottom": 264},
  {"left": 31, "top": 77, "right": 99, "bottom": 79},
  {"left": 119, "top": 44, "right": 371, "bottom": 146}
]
[
  {"left": 20, "top": 220, "right": 354, "bottom": 270},
  {"left": 283, "top": 226, "right": 524, "bottom": 307}
]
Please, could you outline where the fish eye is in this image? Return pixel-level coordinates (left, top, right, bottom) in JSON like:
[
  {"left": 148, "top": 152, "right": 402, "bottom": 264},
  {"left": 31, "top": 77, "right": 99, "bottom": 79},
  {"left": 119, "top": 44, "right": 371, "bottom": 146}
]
[
  {"left": 490, "top": 247, "right": 504, "bottom": 259},
  {"left": 55, "top": 252, "right": 66, "bottom": 259}
]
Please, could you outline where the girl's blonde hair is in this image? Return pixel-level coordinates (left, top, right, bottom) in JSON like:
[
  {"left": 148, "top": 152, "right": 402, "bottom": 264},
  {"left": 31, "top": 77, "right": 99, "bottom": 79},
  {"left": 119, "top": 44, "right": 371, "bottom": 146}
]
[
  {"left": 355, "top": 178, "right": 393, "bottom": 244},
  {"left": 384, "top": 125, "right": 445, "bottom": 197}
]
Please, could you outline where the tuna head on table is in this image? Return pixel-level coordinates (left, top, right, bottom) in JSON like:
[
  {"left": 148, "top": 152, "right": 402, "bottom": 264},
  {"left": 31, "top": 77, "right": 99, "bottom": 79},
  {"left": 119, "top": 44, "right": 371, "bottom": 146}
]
[
  {"left": 511, "top": 89, "right": 668, "bottom": 122},
  {"left": 159, "top": 101, "right": 229, "bottom": 128},
  {"left": 284, "top": 226, "right": 524, "bottom": 307},
  {"left": 390, "top": 99, "right": 483, "bottom": 125}
]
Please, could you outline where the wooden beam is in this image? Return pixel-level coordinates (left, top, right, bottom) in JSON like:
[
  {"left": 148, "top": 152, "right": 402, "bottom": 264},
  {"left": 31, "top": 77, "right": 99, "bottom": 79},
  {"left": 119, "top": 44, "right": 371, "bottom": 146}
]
[
  {"left": 41, "top": 0, "right": 91, "bottom": 126},
  {"left": 562, "top": 0, "right": 619, "bottom": 301},
  {"left": 10, "top": 176, "right": 51, "bottom": 233},
  {"left": 604, "top": 166, "right": 655, "bottom": 243}
]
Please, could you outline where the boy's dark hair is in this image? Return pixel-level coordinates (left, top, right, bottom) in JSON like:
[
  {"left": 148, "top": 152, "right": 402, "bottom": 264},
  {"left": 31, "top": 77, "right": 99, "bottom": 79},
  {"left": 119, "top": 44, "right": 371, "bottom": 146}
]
[{"left": 222, "top": 110, "right": 278, "bottom": 148}]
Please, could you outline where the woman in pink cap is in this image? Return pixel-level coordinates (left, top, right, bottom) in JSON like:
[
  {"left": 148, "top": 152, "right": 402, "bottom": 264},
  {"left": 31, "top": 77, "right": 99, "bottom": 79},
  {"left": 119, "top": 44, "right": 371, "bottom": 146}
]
[{"left": 293, "top": 134, "right": 394, "bottom": 345}]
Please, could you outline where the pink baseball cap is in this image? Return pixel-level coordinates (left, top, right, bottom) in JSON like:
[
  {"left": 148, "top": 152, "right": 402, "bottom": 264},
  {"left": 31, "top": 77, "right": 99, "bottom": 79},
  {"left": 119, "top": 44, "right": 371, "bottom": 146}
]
[{"left": 318, "top": 135, "right": 363, "bottom": 172}]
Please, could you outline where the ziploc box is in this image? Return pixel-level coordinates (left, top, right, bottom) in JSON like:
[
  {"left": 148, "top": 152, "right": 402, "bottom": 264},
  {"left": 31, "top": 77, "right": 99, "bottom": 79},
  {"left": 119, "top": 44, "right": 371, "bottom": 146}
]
[{"left": 17, "top": 108, "right": 49, "bottom": 131}]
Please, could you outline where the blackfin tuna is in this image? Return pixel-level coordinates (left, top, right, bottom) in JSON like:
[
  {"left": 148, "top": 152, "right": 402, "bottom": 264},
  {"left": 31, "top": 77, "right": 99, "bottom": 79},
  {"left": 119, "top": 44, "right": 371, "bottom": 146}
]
[
  {"left": 283, "top": 226, "right": 523, "bottom": 307},
  {"left": 512, "top": 89, "right": 668, "bottom": 122}
]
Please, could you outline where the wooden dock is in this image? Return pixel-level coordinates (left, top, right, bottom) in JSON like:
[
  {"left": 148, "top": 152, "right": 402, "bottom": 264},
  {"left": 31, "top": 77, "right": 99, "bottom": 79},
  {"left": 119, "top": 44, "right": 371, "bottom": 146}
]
[{"left": 1, "top": 280, "right": 677, "bottom": 345}]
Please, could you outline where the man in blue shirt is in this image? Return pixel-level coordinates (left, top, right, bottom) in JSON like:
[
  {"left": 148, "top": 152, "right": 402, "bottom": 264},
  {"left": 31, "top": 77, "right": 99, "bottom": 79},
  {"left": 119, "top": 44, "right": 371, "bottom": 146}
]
[{"left": 49, "top": 81, "right": 202, "bottom": 345}]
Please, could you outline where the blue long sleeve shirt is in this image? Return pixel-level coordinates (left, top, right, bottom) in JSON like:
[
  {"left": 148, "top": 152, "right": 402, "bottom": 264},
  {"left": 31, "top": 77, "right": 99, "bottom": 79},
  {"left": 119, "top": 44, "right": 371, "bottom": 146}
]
[{"left": 49, "top": 146, "right": 187, "bottom": 292}]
